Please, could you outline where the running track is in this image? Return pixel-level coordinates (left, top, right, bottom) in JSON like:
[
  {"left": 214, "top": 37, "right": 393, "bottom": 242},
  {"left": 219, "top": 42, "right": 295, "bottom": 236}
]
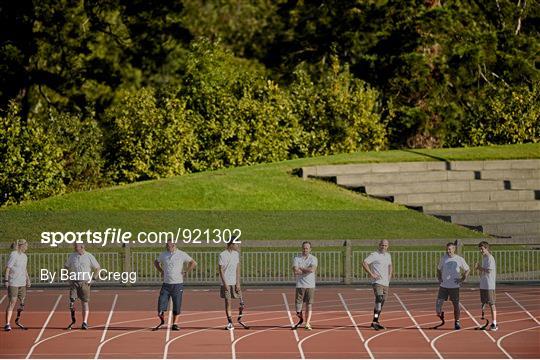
[{"left": 0, "top": 286, "right": 538, "bottom": 359}]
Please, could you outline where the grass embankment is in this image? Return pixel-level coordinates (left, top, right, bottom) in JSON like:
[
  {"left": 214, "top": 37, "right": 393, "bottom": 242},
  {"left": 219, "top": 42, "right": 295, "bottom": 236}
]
[{"left": 1, "top": 143, "right": 538, "bottom": 243}]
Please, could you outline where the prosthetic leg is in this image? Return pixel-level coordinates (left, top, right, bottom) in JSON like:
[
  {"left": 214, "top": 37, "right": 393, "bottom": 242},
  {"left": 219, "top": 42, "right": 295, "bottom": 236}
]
[
  {"left": 237, "top": 296, "right": 250, "bottom": 329},
  {"left": 292, "top": 310, "right": 304, "bottom": 330},
  {"left": 152, "top": 312, "right": 165, "bottom": 331},
  {"left": 371, "top": 295, "right": 386, "bottom": 330},
  {"left": 15, "top": 303, "right": 27, "bottom": 330},
  {"left": 67, "top": 298, "right": 76, "bottom": 330},
  {"left": 431, "top": 298, "right": 445, "bottom": 329},
  {"left": 475, "top": 304, "right": 489, "bottom": 330}
]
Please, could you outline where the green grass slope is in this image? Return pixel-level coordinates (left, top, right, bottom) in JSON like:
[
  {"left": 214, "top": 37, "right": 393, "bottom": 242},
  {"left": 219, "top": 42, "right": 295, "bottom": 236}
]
[{"left": 1, "top": 143, "right": 538, "bottom": 242}]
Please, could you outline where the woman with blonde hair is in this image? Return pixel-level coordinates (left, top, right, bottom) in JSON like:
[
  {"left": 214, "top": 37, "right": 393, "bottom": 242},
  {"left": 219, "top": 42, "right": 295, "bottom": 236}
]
[{"left": 4, "top": 239, "right": 30, "bottom": 331}]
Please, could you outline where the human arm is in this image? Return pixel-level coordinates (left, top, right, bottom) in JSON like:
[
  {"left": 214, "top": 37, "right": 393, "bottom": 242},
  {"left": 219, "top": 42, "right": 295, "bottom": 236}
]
[{"left": 362, "top": 260, "right": 380, "bottom": 280}]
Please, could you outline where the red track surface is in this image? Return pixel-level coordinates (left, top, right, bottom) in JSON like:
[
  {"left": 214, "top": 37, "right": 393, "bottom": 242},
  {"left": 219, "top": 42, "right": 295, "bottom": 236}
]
[{"left": 0, "top": 286, "right": 538, "bottom": 359}]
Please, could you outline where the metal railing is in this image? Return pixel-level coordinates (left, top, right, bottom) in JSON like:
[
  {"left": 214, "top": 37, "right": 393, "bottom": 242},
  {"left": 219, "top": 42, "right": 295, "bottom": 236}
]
[
  {"left": 0, "top": 252, "right": 120, "bottom": 284},
  {"left": 0, "top": 249, "right": 538, "bottom": 285}
]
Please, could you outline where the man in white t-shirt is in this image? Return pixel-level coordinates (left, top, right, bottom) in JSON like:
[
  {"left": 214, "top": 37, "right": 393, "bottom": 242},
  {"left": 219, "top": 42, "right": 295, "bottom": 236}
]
[
  {"left": 476, "top": 241, "right": 498, "bottom": 331},
  {"left": 292, "top": 241, "right": 318, "bottom": 331},
  {"left": 64, "top": 243, "right": 101, "bottom": 330},
  {"left": 219, "top": 242, "right": 245, "bottom": 330},
  {"left": 154, "top": 240, "right": 197, "bottom": 331},
  {"left": 362, "top": 240, "right": 392, "bottom": 330},
  {"left": 4, "top": 239, "right": 30, "bottom": 331},
  {"left": 436, "top": 241, "right": 470, "bottom": 330}
]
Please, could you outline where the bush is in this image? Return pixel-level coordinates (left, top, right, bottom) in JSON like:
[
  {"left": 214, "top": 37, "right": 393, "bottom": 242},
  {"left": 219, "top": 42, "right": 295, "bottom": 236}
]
[
  {"left": 181, "top": 40, "right": 301, "bottom": 170},
  {"left": 103, "top": 87, "right": 195, "bottom": 183},
  {"left": 44, "top": 108, "right": 106, "bottom": 191},
  {"left": 289, "top": 58, "right": 387, "bottom": 156},
  {"left": 463, "top": 83, "right": 540, "bottom": 146},
  {"left": 0, "top": 102, "right": 65, "bottom": 205}
]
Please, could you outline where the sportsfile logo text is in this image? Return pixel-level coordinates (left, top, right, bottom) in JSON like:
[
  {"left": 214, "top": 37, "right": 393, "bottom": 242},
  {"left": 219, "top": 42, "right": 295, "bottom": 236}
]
[{"left": 40, "top": 228, "right": 242, "bottom": 247}]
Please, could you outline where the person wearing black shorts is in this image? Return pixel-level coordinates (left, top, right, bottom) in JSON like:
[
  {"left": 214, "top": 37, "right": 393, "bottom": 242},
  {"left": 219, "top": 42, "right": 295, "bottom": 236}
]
[{"left": 154, "top": 241, "right": 197, "bottom": 330}]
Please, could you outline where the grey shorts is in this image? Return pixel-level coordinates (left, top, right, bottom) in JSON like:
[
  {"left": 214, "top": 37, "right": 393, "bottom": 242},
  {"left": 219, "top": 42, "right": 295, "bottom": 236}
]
[
  {"left": 438, "top": 287, "right": 460, "bottom": 303},
  {"left": 8, "top": 286, "right": 26, "bottom": 303},
  {"left": 480, "top": 289, "right": 496, "bottom": 305},
  {"left": 70, "top": 281, "right": 91, "bottom": 302},
  {"left": 372, "top": 284, "right": 389, "bottom": 301},
  {"left": 295, "top": 288, "right": 315, "bottom": 305},
  {"left": 221, "top": 285, "right": 242, "bottom": 300}
]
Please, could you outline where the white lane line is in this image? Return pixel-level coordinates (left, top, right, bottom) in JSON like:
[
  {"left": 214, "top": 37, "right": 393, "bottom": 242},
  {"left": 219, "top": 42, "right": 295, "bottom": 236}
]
[
  {"left": 393, "top": 293, "right": 441, "bottom": 359},
  {"left": 230, "top": 327, "right": 235, "bottom": 359},
  {"left": 505, "top": 292, "right": 540, "bottom": 325},
  {"left": 460, "top": 302, "right": 497, "bottom": 343},
  {"left": 165, "top": 301, "right": 173, "bottom": 343},
  {"left": 282, "top": 293, "right": 300, "bottom": 342},
  {"left": 99, "top": 294, "right": 118, "bottom": 343},
  {"left": 231, "top": 313, "right": 303, "bottom": 360},
  {"left": 431, "top": 317, "right": 529, "bottom": 360},
  {"left": 338, "top": 293, "right": 372, "bottom": 359},
  {"left": 27, "top": 295, "right": 62, "bottom": 359},
  {"left": 0, "top": 295, "right": 6, "bottom": 305},
  {"left": 34, "top": 295, "right": 62, "bottom": 344},
  {"left": 496, "top": 325, "right": 540, "bottom": 359}
]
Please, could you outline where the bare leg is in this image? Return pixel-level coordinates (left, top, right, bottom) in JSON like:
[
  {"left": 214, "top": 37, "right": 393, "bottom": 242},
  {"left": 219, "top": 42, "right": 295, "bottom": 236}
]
[
  {"left": 5, "top": 298, "right": 16, "bottom": 325},
  {"left": 305, "top": 304, "right": 313, "bottom": 324},
  {"left": 82, "top": 302, "right": 89, "bottom": 323}
]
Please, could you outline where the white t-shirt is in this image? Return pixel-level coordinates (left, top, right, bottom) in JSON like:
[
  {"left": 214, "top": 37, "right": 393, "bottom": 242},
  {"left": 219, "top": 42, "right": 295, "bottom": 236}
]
[
  {"left": 480, "top": 253, "right": 496, "bottom": 290},
  {"left": 6, "top": 251, "right": 28, "bottom": 287},
  {"left": 157, "top": 250, "right": 193, "bottom": 284},
  {"left": 364, "top": 251, "right": 392, "bottom": 286},
  {"left": 438, "top": 254, "right": 470, "bottom": 289},
  {"left": 293, "top": 254, "right": 318, "bottom": 288},
  {"left": 218, "top": 250, "right": 240, "bottom": 286},
  {"left": 64, "top": 252, "right": 100, "bottom": 282}
]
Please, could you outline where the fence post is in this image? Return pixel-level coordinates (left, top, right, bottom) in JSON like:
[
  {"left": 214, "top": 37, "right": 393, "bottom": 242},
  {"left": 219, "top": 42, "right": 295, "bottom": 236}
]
[
  {"left": 123, "top": 243, "right": 131, "bottom": 287},
  {"left": 344, "top": 240, "right": 352, "bottom": 284},
  {"left": 455, "top": 239, "right": 463, "bottom": 256}
]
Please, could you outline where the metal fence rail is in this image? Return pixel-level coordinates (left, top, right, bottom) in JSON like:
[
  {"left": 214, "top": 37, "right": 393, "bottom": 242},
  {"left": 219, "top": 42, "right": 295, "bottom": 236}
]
[
  {"left": 132, "top": 251, "right": 342, "bottom": 284},
  {"left": 353, "top": 251, "right": 443, "bottom": 283},
  {"left": 1, "top": 249, "right": 538, "bottom": 285},
  {"left": 0, "top": 252, "right": 119, "bottom": 284}
]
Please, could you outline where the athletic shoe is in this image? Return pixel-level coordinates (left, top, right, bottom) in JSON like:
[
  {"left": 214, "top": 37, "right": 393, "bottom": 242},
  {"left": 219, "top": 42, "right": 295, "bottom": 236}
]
[
  {"left": 81, "top": 322, "right": 89, "bottom": 330},
  {"left": 226, "top": 322, "right": 234, "bottom": 330},
  {"left": 490, "top": 323, "right": 498, "bottom": 331},
  {"left": 304, "top": 323, "right": 312, "bottom": 331},
  {"left": 371, "top": 322, "right": 385, "bottom": 330},
  {"left": 171, "top": 324, "right": 180, "bottom": 331},
  {"left": 454, "top": 321, "right": 461, "bottom": 330},
  {"left": 4, "top": 324, "right": 11, "bottom": 332}
]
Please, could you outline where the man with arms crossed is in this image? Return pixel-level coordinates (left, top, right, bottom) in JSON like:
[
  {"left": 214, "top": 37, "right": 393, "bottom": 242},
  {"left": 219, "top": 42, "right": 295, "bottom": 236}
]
[
  {"left": 292, "top": 241, "right": 318, "bottom": 331},
  {"left": 362, "top": 239, "right": 392, "bottom": 330},
  {"left": 4, "top": 239, "right": 30, "bottom": 331},
  {"left": 154, "top": 240, "right": 197, "bottom": 331},
  {"left": 219, "top": 241, "right": 246, "bottom": 330},
  {"left": 476, "top": 241, "right": 498, "bottom": 331},
  {"left": 436, "top": 241, "right": 470, "bottom": 330},
  {"left": 64, "top": 243, "right": 101, "bottom": 330}
]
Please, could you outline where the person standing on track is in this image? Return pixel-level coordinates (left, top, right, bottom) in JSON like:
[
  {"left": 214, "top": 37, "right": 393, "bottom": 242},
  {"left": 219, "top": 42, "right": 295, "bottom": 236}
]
[
  {"left": 476, "top": 241, "right": 498, "bottom": 331},
  {"left": 436, "top": 241, "right": 470, "bottom": 330},
  {"left": 64, "top": 243, "right": 101, "bottom": 330},
  {"left": 219, "top": 241, "right": 243, "bottom": 330},
  {"left": 362, "top": 239, "right": 392, "bottom": 330},
  {"left": 154, "top": 240, "right": 197, "bottom": 331},
  {"left": 292, "top": 241, "right": 318, "bottom": 331},
  {"left": 4, "top": 239, "right": 30, "bottom": 331}
]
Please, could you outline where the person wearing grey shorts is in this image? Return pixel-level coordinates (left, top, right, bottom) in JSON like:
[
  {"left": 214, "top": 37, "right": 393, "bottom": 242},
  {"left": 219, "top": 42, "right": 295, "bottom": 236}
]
[
  {"left": 362, "top": 240, "right": 392, "bottom": 330},
  {"left": 476, "top": 241, "right": 498, "bottom": 331},
  {"left": 292, "top": 242, "right": 318, "bottom": 330}
]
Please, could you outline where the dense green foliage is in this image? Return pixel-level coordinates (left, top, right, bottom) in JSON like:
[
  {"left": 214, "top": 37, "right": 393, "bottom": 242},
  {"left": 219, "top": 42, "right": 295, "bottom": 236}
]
[{"left": 0, "top": 0, "right": 538, "bottom": 205}]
